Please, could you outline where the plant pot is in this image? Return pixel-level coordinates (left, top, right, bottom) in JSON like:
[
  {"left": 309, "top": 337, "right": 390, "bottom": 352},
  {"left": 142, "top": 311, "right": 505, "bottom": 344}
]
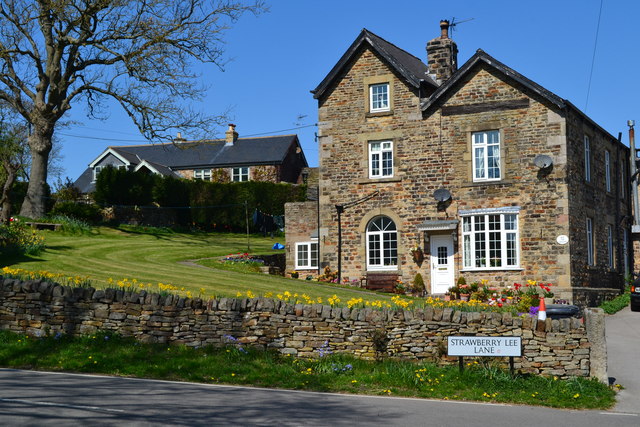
[
  {"left": 460, "top": 293, "right": 470, "bottom": 302},
  {"left": 411, "top": 250, "right": 424, "bottom": 264},
  {"left": 444, "top": 294, "right": 452, "bottom": 301}
]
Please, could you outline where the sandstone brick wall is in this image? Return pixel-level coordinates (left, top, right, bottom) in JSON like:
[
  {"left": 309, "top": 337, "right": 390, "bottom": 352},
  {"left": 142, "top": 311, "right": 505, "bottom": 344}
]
[
  {"left": 285, "top": 201, "right": 319, "bottom": 276},
  {"left": 303, "top": 43, "right": 631, "bottom": 303},
  {"left": 0, "top": 277, "right": 605, "bottom": 379}
]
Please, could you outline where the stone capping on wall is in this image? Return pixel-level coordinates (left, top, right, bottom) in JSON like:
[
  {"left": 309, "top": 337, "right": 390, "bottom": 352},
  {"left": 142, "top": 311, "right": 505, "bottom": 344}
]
[{"left": 0, "top": 277, "right": 606, "bottom": 380}]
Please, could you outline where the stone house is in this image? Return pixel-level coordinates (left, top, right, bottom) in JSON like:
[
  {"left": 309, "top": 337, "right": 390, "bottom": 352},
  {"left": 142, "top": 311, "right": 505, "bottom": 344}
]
[
  {"left": 286, "top": 21, "right": 631, "bottom": 305},
  {"left": 74, "top": 124, "right": 308, "bottom": 193}
]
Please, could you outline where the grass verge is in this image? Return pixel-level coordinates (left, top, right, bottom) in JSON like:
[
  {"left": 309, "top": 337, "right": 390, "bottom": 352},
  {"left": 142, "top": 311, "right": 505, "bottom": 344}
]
[{"left": 0, "top": 330, "right": 616, "bottom": 410}]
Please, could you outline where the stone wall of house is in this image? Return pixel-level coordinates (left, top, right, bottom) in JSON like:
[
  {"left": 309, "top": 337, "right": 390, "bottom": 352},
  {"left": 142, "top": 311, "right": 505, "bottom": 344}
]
[
  {"left": 564, "top": 108, "right": 630, "bottom": 295},
  {"left": 315, "top": 48, "right": 575, "bottom": 297},
  {"left": 285, "top": 201, "right": 319, "bottom": 277},
  {"left": 307, "top": 43, "right": 631, "bottom": 303},
  {"left": 0, "top": 277, "right": 607, "bottom": 380}
]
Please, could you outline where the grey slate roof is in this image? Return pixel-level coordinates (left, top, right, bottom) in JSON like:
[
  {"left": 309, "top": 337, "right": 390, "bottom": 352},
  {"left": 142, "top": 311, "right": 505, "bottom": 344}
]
[
  {"left": 74, "top": 134, "right": 306, "bottom": 193},
  {"left": 312, "top": 28, "right": 438, "bottom": 100},
  {"left": 111, "top": 135, "right": 302, "bottom": 169}
]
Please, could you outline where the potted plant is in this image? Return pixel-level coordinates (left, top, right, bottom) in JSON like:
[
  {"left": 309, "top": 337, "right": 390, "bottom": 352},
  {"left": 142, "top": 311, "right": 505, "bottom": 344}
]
[{"left": 410, "top": 246, "right": 424, "bottom": 264}]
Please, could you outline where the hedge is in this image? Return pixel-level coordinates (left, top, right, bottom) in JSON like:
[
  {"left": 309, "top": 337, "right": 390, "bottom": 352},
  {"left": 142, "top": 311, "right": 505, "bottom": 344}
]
[{"left": 93, "top": 167, "right": 306, "bottom": 230}]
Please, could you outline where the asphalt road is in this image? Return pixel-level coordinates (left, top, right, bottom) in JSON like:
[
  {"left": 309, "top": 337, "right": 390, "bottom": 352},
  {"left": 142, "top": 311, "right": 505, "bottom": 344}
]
[{"left": 0, "top": 369, "right": 638, "bottom": 427}]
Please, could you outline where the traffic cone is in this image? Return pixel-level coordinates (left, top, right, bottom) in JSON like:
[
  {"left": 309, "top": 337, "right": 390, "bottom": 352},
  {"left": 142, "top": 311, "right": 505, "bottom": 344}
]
[{"left": 538, "top": 298, "right": 547, "bottom": 321}]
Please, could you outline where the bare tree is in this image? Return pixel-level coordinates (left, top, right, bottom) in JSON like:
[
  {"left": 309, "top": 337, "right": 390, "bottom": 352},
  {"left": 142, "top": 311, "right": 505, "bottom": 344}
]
[{"left": 0, "top": 0, "right": 265, "bottom": 218}]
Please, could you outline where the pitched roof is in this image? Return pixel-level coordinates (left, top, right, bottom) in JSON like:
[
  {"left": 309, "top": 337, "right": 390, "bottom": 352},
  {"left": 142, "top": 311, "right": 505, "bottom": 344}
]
[
  {"left": 104, "top": 134, "right": 304, "bottom": 169},
  {"left": 74, "top": 134, "right": 307, "bottom": 193},
  {"left": 420, "top": 49, "right": 621, "bottom": 143},
  {"left": 421, "top": 49, "right": 565, "bottom": 113},
  {"left": 312, "top": 29, "right": 437, "bottom": 100}
]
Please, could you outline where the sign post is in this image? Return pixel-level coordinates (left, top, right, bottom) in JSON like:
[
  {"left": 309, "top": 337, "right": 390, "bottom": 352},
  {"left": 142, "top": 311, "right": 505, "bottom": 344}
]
[{"left": 447, "top": 336, "right": 522, "bottom": 375}]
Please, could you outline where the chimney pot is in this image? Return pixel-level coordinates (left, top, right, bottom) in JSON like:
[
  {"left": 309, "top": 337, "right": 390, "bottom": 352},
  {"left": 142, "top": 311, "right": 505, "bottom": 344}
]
[{"left": 440, "top": 20, "right": 450, "bottom": 38}]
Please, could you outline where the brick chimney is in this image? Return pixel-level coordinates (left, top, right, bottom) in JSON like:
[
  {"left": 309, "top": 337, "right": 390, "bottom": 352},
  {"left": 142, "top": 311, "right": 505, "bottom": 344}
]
[
  {"left": 426, "top": 20, "right": 458, "bottom": 84},
  {"left": 225, "top": 123, "right": 238, "bottom": 146}
]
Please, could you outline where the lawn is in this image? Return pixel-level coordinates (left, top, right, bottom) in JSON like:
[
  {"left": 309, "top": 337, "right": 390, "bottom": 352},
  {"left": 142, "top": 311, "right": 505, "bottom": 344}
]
[{"left": 1, "top": 226, "right": 390, "bottom": 302}]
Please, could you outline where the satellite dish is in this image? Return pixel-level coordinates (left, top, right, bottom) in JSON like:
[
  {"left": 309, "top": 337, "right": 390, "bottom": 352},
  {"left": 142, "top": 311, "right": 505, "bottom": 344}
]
[
  {"left": 434, "top": 188, "right": 452, "bottom": 202},
  {"left": 533, "top": 155, "right": 553, "bottom": 169}
]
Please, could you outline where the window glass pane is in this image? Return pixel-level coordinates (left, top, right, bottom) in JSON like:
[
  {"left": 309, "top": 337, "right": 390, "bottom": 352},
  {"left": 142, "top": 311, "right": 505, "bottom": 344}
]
[
  {"left": 297, "top": 244, "right": 308, "bottom": 267},
  {"left": 506, "top": 233, "right": 517, "bottom": 265},
  {"left": 369, "top": 234, "right": 381, "bottom": 265},
  {"left": 310, "top": 243, "right": 318, "bottom": 268},
  {"left": 463, "top": 235, "right": 471, "bottom": 267},
  {"left": 504, "top": 214, "right": 516, "bottom": 230},
  {"left": 474, "top": 232, "right": 486, "bottom": 267},
  {"left": 474, "top": 216, "right": 485, "bottom": 231},
  {"left": 437, "top": 246, "right": 448, "bottom": 265},
  {"left": 382, "top": 151, "right": 393, "bottom": 176}
]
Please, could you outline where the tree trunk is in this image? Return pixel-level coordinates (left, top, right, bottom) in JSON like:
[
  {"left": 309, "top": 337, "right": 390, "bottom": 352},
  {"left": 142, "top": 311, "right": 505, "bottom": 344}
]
[
  {"left": 0, "top": 161, "right": 19, "bottom": 225},
  {"left": 19, "top": 128, "right": 53, "bottom": 219}
]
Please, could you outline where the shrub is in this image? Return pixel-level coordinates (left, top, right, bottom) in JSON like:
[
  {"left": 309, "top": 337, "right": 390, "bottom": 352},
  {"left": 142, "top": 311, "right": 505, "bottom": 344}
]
[
  {"left": 46, "top": 215, "right": 93, "bottom": 234},
  {"left": 413, "top": 273, "right": 425, "bottom": 294},
  {"left": 50, "top": 201, "right": 102, "bottom": 223},
  {"left": 0, "top": 221, "right": 45, "bottom": 255}
]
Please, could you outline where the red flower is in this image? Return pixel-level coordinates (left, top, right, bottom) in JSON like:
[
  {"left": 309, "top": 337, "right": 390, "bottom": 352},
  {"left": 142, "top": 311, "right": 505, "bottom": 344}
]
[{"left": 498, "top": 303, "right": 503, "bottom": 307}]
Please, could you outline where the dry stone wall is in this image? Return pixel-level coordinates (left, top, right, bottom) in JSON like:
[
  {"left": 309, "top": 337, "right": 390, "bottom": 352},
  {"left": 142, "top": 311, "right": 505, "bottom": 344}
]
[{"left": 0, "top": 277, "right": 606, "bottom": 380}]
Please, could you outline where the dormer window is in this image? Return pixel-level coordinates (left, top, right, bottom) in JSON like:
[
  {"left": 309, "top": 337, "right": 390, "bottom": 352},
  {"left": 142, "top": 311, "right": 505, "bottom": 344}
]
[{"left": 369, "top": 83, "right": 389, "bottom": 112}]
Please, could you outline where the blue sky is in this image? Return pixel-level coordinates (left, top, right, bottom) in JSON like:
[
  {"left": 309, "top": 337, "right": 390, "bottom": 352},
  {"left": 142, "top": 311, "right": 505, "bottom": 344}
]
[{"left": 60, "top": 0, "right": 638, "bottom": 182}]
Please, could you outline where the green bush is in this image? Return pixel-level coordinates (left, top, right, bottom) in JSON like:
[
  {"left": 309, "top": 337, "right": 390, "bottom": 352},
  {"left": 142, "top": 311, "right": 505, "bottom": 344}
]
[
  {"left": 0, "top": 221, "right": 45, "bottom": 255},
  {"left": 50, "top": 201, "right": 102, "bottom": 223},
  {"left": 94, "top": 169, "right": 307, "bottom": 231}
]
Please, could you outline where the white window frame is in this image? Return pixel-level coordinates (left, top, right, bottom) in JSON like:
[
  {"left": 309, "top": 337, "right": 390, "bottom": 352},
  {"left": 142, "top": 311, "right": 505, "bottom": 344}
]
[
  {"left": 472, "top": 130, "right": 501, "bottom": 182},
  {"left": 584, "top": 135, "right": 591, "bottom": 182},
  {"left": 366, "top": 216, "right": 398, "bottom": 271},
  {"left": 605, "top": 150, "right": 611, "bottom": 192},
  {"left": 295, "top": 241, "right": 319, "bottom": 270},
  {"left": 232, "top": 167, "right": 249, "bottom": 182},
  {"left": 369, "top": 83, "right": 390, "bottom": 112},
  {"left": 194, "top": 169, "right": 212, "bottom": 181},
  {"left": 368, "top": 140, "right": 394, "bottom": 179},
  {"left": 92, "top": 165, "right": 103, "bottom": 182},
  {"left": 461, "top": 207, "right": 520, "bottom": 271},
  {"left": 607, "top": 224, "right": 614, "bottom": 269},
  {"left": 587, "top": 217, "right": 594, "bottom": 266}
]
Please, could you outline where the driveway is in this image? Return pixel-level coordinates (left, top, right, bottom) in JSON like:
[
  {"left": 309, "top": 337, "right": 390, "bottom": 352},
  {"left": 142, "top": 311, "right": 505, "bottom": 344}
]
[{"left": 606, "top": 305, "right": 640, "bottom": 414}]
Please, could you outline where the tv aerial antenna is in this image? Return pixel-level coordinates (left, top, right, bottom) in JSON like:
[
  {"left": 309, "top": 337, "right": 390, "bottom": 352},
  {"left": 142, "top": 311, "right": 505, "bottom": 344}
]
[{"left": 449, "top": 17, "right": 474, "bottom": 33}]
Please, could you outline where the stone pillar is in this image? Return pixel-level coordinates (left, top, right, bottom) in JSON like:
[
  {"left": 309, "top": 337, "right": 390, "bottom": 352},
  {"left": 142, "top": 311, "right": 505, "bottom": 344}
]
[
  {"left": 584, "top": 308, "right": 608, "bottom": 383},
  {"left": 426, "top": 20, "right": 458, "bottom": 83}
]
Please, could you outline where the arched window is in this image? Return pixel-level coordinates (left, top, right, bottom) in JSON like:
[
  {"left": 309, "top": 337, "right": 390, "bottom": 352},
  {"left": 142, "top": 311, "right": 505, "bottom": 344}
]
[{"left": 366, "top": 216, "right": 398, "bottom": 270}]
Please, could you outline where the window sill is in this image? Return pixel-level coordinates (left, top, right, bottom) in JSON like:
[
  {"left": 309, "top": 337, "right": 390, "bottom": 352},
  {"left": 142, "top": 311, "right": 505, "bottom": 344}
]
[
  {"left": 460, "top": 267, "right": 524, "bottom": 272},
  {"left": 366, "top": 110, "right": 393, "bottom": 118},
  {"left": 358, "top": 177, "right": 402, "bottom": 185},
  {"left": 366, "top": 267, "right": 399, "bottom": 272},
  {"left": 461, "top": 179, "right": 515, "bottom": 188}
]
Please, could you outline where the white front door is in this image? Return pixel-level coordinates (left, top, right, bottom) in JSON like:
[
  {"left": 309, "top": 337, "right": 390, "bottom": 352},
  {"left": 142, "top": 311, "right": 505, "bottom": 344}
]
[{"left": 430, "top": 235, "right": 455, "bottom": 294}]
